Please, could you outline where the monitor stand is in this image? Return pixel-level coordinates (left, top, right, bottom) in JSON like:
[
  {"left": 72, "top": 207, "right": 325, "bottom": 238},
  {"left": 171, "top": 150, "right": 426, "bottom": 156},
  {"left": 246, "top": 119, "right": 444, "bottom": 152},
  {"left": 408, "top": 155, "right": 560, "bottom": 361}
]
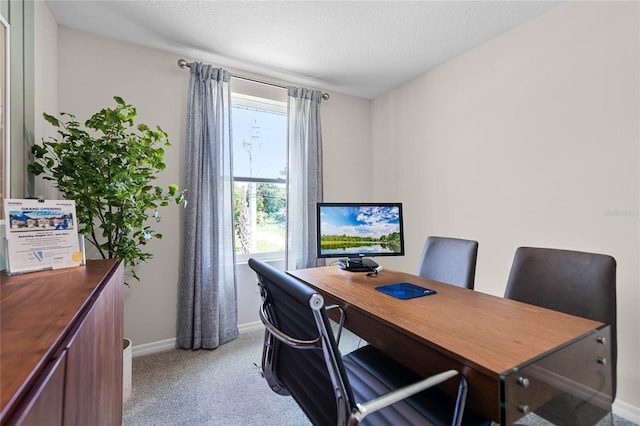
[{"left": 338, "top": 257, "right": 379, "bottom": 272}]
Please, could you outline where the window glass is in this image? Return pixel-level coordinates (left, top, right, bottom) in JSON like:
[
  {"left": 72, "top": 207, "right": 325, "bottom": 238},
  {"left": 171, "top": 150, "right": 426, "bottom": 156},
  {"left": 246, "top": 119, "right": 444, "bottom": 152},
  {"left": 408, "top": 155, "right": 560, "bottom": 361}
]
[{"left": 232, "top": 94, "right": 287, "bottom": 257}]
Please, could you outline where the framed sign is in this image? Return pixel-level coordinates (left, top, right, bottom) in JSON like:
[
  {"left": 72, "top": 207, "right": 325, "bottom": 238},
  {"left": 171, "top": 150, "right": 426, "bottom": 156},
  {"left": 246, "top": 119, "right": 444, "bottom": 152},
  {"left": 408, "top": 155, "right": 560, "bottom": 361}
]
[{"left": 3, "top": 198, "right": 85, "bottom": 274}]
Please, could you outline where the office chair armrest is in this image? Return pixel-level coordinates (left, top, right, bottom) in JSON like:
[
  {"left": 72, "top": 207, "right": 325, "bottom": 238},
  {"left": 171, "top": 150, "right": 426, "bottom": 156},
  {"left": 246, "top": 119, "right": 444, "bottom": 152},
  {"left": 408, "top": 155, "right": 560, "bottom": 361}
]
[
  {"left": 259, "top": 300, "right": 322, "bottom": 348},
  {"left": 349, "top": 370, "right": 466, "bottom": 426},
  {"left": 325, "top": 304, "right": 345, "bottom": 344}
]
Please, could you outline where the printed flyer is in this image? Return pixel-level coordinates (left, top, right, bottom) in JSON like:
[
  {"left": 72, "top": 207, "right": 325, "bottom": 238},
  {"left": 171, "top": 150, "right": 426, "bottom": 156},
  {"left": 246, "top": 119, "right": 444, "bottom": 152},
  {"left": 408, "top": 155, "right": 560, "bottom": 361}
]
[{"left": 3, "top": 198, "right": 85, "bottom": 274}]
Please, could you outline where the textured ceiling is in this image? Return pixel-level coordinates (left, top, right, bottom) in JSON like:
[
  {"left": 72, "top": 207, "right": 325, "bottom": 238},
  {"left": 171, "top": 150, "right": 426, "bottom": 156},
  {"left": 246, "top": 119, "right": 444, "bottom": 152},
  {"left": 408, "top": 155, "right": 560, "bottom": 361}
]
[{"left": 47, "top": 0, "right": 562, "bottom": 99}]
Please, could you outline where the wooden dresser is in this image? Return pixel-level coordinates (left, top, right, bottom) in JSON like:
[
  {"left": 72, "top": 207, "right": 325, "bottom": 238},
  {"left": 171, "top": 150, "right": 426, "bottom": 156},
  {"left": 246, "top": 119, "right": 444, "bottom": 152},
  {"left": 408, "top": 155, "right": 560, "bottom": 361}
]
[{"left": 1, "top": 259, "right": 124, "bottom": 425}]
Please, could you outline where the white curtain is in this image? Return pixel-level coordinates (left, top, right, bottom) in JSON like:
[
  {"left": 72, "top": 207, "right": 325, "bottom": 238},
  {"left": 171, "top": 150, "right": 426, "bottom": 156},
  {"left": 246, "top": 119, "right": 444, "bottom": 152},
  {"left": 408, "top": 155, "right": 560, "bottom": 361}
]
[
  {"left": 286, "top": 87, "right": 324, "bottom": 270},
  {"left": 177, "top": 63, "right": 238, "bottom": 349}
]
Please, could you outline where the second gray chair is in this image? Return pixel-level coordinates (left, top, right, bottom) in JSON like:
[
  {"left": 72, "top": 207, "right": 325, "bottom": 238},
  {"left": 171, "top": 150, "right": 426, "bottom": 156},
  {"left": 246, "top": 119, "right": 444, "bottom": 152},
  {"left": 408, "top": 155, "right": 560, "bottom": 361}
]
[
  {"left": 504, "top": 246, "right": 617, "bottom": 400},
  {"left": 416, "top": 236, "right": 479, "bottom": 289}
]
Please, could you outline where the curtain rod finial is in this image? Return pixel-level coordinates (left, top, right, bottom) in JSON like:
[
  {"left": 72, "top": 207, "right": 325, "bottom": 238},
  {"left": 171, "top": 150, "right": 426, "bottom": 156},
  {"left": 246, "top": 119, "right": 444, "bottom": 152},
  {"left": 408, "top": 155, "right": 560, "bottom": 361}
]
[{"left": 178, "top": 59, "right": 190, "bottom": 69}]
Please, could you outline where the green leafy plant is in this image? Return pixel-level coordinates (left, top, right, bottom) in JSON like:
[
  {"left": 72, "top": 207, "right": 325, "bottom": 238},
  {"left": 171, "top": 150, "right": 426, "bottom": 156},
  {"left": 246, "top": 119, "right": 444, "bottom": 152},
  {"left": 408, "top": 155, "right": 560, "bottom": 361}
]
[{"left": 28, "top": 96, "right": 185, "bottom": 282}]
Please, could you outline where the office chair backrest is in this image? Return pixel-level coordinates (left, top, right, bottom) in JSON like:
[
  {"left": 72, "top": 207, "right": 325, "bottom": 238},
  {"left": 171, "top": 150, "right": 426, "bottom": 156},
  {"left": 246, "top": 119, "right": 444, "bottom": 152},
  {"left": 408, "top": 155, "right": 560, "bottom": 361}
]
[
  {"left": 504, "top": 246, "right": 617, "bottom": 398},
  {"left": 417, "top": 236, "right": 479, "bottom": 289},
  {"left": 248, "top": 258, "right": 354, "bottom": 425}
]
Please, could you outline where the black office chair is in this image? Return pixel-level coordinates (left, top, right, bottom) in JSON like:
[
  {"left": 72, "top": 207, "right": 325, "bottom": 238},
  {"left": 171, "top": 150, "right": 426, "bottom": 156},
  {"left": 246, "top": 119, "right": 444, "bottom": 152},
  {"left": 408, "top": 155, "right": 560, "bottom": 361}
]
[
  {"left": 417, "top": 237, "right": 479, "bottom": 289},
  {"left": 504, "top": 247, "right": 617, "bottom": 422},
  {"left": 249, "top": 258, "right": 484, "bottom": 426}
]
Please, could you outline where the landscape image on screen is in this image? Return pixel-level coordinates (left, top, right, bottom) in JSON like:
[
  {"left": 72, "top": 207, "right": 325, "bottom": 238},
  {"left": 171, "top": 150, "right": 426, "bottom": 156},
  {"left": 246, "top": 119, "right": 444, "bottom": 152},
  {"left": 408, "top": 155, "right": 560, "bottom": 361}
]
[{"left": 319, "top": 205, "right": 402, "bottom": 256}]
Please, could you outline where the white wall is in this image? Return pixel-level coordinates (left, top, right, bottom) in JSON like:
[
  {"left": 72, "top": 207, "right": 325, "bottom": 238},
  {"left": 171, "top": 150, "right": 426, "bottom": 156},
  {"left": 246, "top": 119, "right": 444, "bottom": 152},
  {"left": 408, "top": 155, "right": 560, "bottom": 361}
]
[
  {"left": 54, "top": 27, "right": 372, "bottom": 345},
  {"left": 33, "top": 0, "right": 58, "bottom": 200},
  {"left": 372, "top": 0, "right": 639, "bottom": 414}
]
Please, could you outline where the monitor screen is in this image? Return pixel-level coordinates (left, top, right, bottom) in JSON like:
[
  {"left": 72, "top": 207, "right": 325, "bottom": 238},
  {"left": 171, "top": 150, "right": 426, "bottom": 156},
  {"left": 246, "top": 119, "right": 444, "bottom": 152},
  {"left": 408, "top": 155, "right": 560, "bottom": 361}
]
[{"left": 317, "top": 202, "right": 405, "bottom": 259}]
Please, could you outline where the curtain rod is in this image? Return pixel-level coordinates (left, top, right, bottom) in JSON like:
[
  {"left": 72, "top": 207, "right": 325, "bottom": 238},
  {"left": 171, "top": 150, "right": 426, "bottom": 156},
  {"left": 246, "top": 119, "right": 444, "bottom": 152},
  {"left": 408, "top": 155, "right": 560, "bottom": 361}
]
[{"left": 177, "top": 59, "right": 330, "bottom": 100}]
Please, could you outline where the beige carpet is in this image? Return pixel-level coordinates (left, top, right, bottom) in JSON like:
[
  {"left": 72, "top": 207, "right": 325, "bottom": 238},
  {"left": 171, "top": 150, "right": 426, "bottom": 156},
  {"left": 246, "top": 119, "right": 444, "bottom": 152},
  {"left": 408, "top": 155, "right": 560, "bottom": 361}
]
[{"left": 123, "top": 328, "right": 362, "bottom": 425}]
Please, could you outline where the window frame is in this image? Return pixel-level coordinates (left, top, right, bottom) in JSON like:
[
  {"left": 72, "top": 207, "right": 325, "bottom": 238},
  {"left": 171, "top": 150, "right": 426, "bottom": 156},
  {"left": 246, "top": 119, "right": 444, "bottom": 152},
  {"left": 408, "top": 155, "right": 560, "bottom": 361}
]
[{"left": 231, "top": 91, "right": 288, "bottom": 262}]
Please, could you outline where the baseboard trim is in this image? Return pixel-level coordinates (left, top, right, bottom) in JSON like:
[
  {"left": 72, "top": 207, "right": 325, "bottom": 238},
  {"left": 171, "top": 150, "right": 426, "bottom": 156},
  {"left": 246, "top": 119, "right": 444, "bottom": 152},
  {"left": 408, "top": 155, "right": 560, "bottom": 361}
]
[
  {"left": 131, "top": 321, "right": 265, "bottom": 358},
  {"left": 132, "top": 337, "right": 176, "bottom": 358},
  {"left": 613, "top": 398, "right": 640, "bottom": 424},
  {"left": 238, "top": 321, "right": 264, "bottom": 334}
]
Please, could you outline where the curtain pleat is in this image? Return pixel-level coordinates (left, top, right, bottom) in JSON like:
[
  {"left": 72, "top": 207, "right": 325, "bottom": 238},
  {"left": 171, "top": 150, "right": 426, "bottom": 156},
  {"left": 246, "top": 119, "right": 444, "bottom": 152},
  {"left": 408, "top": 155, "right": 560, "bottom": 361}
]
[
  {"left": 177, "top": 63, "right": 238, "bottom": 349},
  {"left": 286, "top": 87, "right": 324, "bottom": 270}
]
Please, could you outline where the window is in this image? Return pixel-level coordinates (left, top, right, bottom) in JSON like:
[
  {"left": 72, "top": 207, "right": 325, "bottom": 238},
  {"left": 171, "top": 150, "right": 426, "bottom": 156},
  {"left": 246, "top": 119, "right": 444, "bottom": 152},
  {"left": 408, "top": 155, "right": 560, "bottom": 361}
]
[{"left": 232, "top": 93, "right": 287, "bottom": 259}]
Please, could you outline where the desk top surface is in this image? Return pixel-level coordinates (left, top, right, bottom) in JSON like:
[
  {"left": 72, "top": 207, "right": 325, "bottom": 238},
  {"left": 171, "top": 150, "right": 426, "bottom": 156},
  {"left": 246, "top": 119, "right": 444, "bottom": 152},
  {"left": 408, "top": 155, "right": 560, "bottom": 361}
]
[{"left": 288, "top": 266, "right": 604, "bottom": 377}]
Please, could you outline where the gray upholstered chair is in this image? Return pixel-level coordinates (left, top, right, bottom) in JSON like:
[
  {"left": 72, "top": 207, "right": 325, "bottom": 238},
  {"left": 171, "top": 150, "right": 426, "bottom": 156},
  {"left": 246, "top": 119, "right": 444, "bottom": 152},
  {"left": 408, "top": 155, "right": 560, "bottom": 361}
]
[
  {"left": 249, "top": 258, "right": 488, "bottom": 426},
  {"left": 504, "top": 246, "right": 617, "bottom": 421},
  {"left": 416, "top": 237, "right": 479, "bottom": 289}
]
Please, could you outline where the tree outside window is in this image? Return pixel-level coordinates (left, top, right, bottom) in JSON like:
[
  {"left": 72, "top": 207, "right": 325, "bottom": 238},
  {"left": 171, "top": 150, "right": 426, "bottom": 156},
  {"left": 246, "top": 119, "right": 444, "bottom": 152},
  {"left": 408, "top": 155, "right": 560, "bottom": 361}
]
[{"left": 232, "top": 94, "right": 287, "bottom": 256}]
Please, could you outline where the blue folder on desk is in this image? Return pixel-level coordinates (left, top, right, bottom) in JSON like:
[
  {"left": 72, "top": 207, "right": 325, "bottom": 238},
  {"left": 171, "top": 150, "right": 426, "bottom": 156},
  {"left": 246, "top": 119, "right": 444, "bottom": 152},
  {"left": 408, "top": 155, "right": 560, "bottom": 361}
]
[{"left": 375, "top": 282, "right": 437, "bottom": 300}]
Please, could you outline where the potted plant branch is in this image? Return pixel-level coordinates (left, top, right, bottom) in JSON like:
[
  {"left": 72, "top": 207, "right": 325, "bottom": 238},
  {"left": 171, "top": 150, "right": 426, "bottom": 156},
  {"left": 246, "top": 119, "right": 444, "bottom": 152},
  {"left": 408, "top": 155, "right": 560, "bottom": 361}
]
[
  {"left": 28, "top": 96, "right": 185, "bottom": 402},
  {"left": 28, "top": 96, "right": 185, "bottom": 283}
]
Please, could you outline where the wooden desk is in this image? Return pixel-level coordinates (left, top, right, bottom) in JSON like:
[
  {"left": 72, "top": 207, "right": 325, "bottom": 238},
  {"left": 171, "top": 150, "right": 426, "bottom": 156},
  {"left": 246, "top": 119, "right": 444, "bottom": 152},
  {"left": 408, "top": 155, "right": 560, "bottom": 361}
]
[{"left": 289, "top": 266, "right": 613, "bottom": 424}]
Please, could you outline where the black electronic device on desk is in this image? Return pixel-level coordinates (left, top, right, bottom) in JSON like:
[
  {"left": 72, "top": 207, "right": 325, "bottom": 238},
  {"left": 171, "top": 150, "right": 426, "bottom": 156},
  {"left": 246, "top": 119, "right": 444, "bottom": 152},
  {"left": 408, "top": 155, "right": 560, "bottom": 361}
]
[
  {"left": 338, "top": 257, "right": 379, "bottom": 272},
  {"left": 317, "top": 202, "right": 404, "bottom": 272}
]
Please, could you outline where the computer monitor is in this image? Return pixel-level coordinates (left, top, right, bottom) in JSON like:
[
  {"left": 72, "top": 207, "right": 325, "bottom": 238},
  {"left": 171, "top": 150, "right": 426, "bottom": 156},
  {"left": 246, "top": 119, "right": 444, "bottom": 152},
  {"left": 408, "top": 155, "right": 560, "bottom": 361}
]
[{"left": 317, "top": 202, "right": 404, "bottom": 272}]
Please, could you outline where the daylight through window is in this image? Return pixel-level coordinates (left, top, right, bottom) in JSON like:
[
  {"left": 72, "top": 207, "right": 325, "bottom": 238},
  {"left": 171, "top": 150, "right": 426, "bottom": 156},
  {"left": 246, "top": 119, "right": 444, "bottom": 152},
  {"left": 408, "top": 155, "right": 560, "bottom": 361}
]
[{"left": 232, "top": 94, "right": 287, "bottom": 257}]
